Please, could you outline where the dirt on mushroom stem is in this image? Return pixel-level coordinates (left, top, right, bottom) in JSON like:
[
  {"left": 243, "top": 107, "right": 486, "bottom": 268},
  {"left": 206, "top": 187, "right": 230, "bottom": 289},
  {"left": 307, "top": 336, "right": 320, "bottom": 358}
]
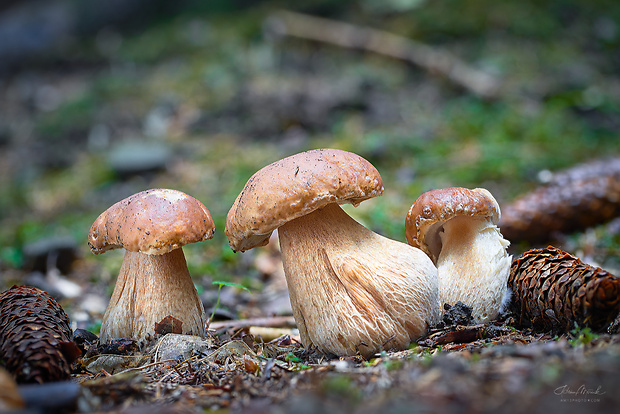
[{"left": 434, "top": 215, "right": 512, "bottom": 323}]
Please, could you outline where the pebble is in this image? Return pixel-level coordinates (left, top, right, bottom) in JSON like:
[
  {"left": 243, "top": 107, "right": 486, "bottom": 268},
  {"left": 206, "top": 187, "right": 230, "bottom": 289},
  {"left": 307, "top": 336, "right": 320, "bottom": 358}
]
[
  {"left": 152, "top": 333, "right": 215, "bottom": 363},
  {"left": 107, "top": 139, "right": 171, "bottom": 177},
  {"left": 22, "top": 270, "right": 82, "bottom": 300},
  {"left": 22, "top": 235, "right": 77, "bottom": 274}
]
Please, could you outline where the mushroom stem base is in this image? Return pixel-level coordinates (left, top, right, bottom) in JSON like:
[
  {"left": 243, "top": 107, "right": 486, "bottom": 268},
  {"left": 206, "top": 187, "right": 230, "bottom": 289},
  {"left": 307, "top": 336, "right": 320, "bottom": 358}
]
[
  {"left": 278, "top": 203, "right": 439, "bottom": 358},
  {"left": 100, "top": 248, "right": 206, "bottom": 343},
  {"left": 437, "top": 216, "right": 511, "bottom": 323}
]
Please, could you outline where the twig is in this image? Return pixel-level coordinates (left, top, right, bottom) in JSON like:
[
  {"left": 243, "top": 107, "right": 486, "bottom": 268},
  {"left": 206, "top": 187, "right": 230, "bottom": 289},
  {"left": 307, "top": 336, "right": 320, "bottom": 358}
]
[
  {"left": 209, "top": 316, "right": 297, "bottom": 330},
  {"left": 265, "top": 10, "right": 501, "bottom": 100},
  {"left": 249, "top": 326, "right": 299, "bottom": 342},
  {"left": 114, "top": 359, "right": 178, "bottom": 376}
]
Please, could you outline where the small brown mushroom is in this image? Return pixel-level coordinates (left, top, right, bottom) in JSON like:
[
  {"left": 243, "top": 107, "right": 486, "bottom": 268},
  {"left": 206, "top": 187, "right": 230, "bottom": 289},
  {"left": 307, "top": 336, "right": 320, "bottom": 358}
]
[
  {"left": 226, "top": 149, "right": 439, "bottom": 358},
  {"left": 89, "top": 188, "right": 214, "bottom": 343},
  {"left": 405, "top": 187, "right": 511, "bottom": 323}
]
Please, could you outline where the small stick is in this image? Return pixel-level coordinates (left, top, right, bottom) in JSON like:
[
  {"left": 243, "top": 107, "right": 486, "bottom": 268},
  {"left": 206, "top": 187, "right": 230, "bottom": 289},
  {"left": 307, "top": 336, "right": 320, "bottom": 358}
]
[
  {"left": 265, "top": 10, "right": 501, "bottom": 99},
  {"left": 209, "top": 316, "right": 297, "bottom": 330},
  {"left": 249, "top": 326, "right": 300, "bottom": 342},
  {"left": 113, "top": 359, "right": 178, "bottom": 377}
]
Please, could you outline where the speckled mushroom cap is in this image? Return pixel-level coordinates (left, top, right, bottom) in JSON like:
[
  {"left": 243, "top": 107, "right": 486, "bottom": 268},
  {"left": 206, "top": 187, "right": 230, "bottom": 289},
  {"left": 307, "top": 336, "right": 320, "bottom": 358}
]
[
  {"left": 89, "top": 188, "right": 215, "bottom": 255},
  {"left": 225, "top": 148, "right": 384, "bottom": 252},
  {"left": 405, "top": 187, "right": 500, "bottom": 263}
]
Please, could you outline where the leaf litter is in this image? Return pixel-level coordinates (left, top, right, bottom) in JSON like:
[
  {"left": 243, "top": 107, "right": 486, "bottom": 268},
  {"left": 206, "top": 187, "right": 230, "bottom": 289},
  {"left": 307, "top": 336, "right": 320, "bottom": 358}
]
[{"left": 57, "top": 300, "right": 620, "bottom": 414}]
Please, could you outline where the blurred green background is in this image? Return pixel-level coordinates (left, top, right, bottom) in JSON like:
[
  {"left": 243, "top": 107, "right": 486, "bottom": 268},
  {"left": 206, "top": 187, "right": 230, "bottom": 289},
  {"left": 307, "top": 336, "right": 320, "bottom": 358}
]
[{"left": 0, "top": 0, "right": 618, "bottom": 323}]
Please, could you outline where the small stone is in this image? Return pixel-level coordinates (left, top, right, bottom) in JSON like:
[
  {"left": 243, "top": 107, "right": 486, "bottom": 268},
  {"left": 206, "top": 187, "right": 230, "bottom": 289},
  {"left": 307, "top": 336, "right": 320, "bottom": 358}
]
[
  {"left": 107, "top": 139, "right": 171, "bottom": 177},
  {"left": 152, "top": 333, "right": 215, "bottom": 363},
  {"left": 22, "top": 235, "right": 77, "bottom": 274}
]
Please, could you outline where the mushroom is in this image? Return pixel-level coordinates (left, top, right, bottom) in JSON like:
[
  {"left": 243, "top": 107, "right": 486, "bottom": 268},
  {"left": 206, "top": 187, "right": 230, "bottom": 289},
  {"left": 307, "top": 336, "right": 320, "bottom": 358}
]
[
  {"left": 225, "top": 149, "right": 439, "bottom": 358},
  {"left": 88, "top": 188, "right": 214, "bottom": 343},
  {"left": 405, "top": 187, "right": 511, "bottom": 323}
]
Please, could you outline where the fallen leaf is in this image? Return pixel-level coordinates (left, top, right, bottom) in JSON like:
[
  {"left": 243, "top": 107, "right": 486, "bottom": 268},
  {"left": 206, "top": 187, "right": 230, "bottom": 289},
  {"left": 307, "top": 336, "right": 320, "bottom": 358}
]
[{"left": 155, "top": 315, "right": 184, "bottom": 335}]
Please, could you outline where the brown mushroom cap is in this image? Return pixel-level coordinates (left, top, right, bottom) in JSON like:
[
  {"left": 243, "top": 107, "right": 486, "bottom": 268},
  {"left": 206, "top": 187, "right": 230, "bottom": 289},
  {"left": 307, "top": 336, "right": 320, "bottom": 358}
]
[
  {"left": 89, "top": 188, "right": 215, "bottom": 255},
  {"left": 225, "top": 148, "right": 384, "bottom": 252},
  {"left": 405, "top": 187, "right": 500, "bottom": 263}
]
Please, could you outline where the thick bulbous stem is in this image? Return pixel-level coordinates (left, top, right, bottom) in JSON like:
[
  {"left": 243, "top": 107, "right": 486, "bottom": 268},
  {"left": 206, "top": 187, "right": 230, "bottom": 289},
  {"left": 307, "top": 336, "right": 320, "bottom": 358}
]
[
  {"left": 436, "top": 216, "right": 511, "bottom": 323},
  {"left": 100, "top": 248, "right": 206, "bottom": 343},
  {"left": 278, "top": 203, "right": 439, "bottom": 358}
]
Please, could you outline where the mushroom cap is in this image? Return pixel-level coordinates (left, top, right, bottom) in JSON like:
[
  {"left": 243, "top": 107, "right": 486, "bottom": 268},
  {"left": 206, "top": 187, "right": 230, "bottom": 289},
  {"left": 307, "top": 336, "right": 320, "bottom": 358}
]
[
  {"left": 89, "top": 188, "right": 215, "bottom": 255},
  {"left": 405, "top": 187, "right": 500, "bottom": 262},
  {"left": 225, "top": 148, "right": 384, "bottom": 252}
]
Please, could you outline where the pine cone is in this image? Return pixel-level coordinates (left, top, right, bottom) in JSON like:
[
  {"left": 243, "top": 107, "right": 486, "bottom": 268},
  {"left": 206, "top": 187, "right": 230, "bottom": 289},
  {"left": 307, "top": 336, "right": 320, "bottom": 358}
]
[
  {"left": 499, "top": 158, "right": 620, "bottom": 244},
  {"left": 0, "top": 285, "right": 80, "bottom": 383},
  {"left": 508, "top": 246, "right": 620, "bottom": 332}
]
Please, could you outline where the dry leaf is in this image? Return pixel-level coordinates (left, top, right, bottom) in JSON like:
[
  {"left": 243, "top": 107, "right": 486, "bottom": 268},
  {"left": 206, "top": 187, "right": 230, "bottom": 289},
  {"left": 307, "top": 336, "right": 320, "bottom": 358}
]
[{"left": 82, "top": 354, "right": 151, "bottom": 374}]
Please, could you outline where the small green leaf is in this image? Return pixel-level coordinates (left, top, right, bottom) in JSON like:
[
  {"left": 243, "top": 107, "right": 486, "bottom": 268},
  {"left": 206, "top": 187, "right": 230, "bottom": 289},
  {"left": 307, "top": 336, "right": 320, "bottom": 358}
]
[
  {"left": 209, "top": 280, "right": 253, "bottom": 323},
  {"left": 284, "top": 352, "right": 302, "bottom": 363},
  {"left": 212, "top": 280, "right": 252, "bottom": 293}
]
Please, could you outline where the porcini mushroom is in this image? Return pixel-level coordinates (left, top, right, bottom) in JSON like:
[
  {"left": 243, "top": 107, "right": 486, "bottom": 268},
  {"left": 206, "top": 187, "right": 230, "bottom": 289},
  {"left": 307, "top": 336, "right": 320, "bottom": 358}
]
[
  {"left": 225, "top": 149, "right": 439, "bottom": 358},
  {"left": 405, "top": 187, "right": 511, "bottom": 323},
  {"left": 88, "top": 188, "right": 214, "bottom": 343}
]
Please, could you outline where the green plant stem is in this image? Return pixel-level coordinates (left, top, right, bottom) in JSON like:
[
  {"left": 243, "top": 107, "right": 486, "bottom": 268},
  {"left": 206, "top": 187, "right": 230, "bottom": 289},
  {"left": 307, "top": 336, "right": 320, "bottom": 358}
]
[{"left": 209, "top": 284, "right": 223, "bottom": 323}]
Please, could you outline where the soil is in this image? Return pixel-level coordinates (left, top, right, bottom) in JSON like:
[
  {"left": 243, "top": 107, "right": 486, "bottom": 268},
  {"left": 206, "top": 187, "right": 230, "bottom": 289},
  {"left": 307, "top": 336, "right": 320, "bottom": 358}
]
[{"left": 65, "top": 309, "right": 620, "bottom": 414}]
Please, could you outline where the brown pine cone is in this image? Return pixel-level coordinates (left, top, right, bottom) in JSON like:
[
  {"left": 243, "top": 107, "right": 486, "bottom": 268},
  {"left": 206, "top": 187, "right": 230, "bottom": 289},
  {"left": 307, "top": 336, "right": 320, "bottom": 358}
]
[
  {"left": 0, "top": 285, "right": 80, "bottom": 383},
  {"left": 499, "top": 157, "right": 620, "bottom": 244},
  {"left": 508, "top": 246, "right": 620, "bottom": 332}
]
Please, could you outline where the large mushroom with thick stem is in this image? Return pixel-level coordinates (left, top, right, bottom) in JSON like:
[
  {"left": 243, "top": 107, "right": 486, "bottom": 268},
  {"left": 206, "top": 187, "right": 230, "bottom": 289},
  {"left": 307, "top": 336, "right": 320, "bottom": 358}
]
[
  {"left": 89, "top": 188, "right": 214, "bottom": 343},
  {"left": 405, "top": 187, "right": 511, "bottom": 323},
  {"left": 225, "top": 149, "right": 439, "bottom": 358}
]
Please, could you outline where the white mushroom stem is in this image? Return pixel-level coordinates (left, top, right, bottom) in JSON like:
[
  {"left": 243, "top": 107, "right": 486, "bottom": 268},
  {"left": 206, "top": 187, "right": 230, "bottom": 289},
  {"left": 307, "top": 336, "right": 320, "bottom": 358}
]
[
  {"left": 99, "top": 248, "right": 206, "bottom": 343},
  {"left": 435, "top": 215, "right": 511, "bottom": 323},
  {"left": 278, "top": 203, "right": 439, "bottom": 358}
]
